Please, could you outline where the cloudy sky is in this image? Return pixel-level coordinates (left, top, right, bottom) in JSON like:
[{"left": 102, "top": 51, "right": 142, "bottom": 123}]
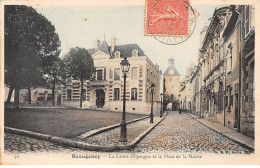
[{"left": 35, "top": 1, "right": 222, "bottom": 80}]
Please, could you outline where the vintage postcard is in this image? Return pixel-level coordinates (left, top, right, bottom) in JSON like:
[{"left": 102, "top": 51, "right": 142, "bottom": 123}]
[{"left": 0, "top": 0, "right": 259, "bottom": 165}]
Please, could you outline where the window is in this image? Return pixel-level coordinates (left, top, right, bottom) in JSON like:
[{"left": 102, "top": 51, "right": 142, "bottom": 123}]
[
  {"left": 114, "top": 88, "right": 120, "bottom": 100},
  {"left": 227, "top": 43, "right": 233, "bottom": 73},
  {"left": 110, "top": 69, "right": 113, "bottom": 79},
  {"left": 114, "top": 68, "right": 120, "bottom": 80},
  {"left": 115, "top": 51, "right": 120, "bottom": 58},
  {"left": 67, "top": 89, "right": 72, "bottom": 101},
  {"left": 245, "top": 5, "right": 250, "bottom": 36},
  {"left": 146, "top": 89, "right": 149, "bottom": 101},
  {"left": 147, "top": 69, "right": 149, "bottom": 80},
  {"left": 131, "top": 67, "right": 138, "bottom": 79},
  {"left": 218, "top": 83, "right": 223, "bottom": 111},
  {"left": 131, "top": 88, "right": 138, "bottom": 100},
  {"left": 82, "top": 89, "right": 86, "bottom": 101},
  {"left": 132, "top": 50, "right": 138, "bottom": 56},
  {"left": 97, "top": 70, "right": 103, "bottom": 80},
  {"left": 228, "top": 86, "right": 232, "bottom": 111}
]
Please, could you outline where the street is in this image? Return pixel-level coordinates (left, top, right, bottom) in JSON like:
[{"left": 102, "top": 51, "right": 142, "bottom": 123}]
[
  {"left": 4, "top": 111, "right": 252, "bottom": 154},
  {"left": 134, "top": 111, "right": 251, "bottom": 154}
]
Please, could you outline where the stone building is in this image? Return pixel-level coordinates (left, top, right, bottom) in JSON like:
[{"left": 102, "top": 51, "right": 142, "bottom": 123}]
[
  {"left": 179, "top": 63, "right": 197, "bottom": 113},
  {"left": 179, "top": 5, "right": 255, "bottom": 138},
  {"left": 62, "top": 38, "right": 163, "bottom": 115},
  {"left": 240, "top": 5, "right": 255, "bottom": 137},
  {"left": 4, "top": 87, "right": 61, "bottom": 106},
  {"left": 163, "top": 57, "right": 181, "bottom": 110}
]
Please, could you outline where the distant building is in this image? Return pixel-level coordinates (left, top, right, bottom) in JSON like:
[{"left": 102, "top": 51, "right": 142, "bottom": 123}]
[
  {"left": 62, "top": 38, "right": 163, "bottom": 115},
  {"left": 163, "top": 57, "right": 181, "bottom": 110},
  {"left": 4, "top": 87, "right": 61, "bottom": 106}
]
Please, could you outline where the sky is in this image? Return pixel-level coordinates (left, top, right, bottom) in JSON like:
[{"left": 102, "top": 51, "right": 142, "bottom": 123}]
[{"left": 35, "top": 2, "right": 222, "bottom": 80}]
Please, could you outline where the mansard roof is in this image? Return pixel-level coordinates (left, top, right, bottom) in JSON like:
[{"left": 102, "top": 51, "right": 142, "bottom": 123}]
[{"left": 87, "top": 40, "right": 145, "bottom": 58}]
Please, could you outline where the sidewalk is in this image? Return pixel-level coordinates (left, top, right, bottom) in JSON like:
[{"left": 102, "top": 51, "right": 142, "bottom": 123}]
[{"left": 186, "top": 113, "right": 254, "bottom": 151}]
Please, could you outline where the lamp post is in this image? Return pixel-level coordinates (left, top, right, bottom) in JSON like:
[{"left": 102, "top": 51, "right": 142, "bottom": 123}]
[
  {"left": 160, "top": 93, "right": 163, "bottom": 118},
  {"left": 150, "top": 83, "right": 155, "bottom": 123},
  {"left": 119, "top": 57, "right": 130, "bottom": 142}
]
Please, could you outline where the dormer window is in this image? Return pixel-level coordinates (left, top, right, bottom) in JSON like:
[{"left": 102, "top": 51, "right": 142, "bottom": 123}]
[
  {"left": 115, "top": 51, "right": 120, "bottom": 58},
  {"left": 132, "top": 49, "right": 138, "bottom": 57}
]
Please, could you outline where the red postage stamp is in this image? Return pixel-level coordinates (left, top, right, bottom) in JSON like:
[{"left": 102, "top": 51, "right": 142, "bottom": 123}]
[{"left": 145, "top": 0, "right": 189, "bottom": 36}]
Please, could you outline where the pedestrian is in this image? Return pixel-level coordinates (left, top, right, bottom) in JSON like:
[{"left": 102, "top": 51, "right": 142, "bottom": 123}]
[{"left": 179, "top": 108, "right": 182, "bottom": 114}]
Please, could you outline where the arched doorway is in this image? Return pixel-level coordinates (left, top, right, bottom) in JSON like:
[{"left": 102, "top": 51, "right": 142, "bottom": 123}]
[{"left": 96, "top": 89, "right": 105, "bottom": 108}]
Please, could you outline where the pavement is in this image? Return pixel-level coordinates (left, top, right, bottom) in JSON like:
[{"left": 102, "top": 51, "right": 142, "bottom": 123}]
[
  {"left": 134, "top": 111, "right": 252, "bottom": 154},
  {"left": 4, "top": 111, "right": 254, "bottom": 154},
  {"left": 74, "top": 116, "right": 162, "bottom": 146},
  {"left": 186, "top": 113, "right": 254, "bottom": 151},
  {"left": 4, "top": 133, "right": 88, "bottom": 154}
]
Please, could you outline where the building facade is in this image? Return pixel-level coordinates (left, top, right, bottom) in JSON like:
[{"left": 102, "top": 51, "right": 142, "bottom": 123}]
[
  {"left": 62, "top": 39, "right": 163, "bottom": 115},
  {"left": 179, "top": 5, "right": 255, "bottom": 138},
  {"left": 163, "top": 57, "right": 181, "bottom": 110}
]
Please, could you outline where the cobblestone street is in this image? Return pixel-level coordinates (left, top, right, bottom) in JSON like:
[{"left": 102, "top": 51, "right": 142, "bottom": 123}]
[
  {"left": 4, "top": 111, "right": 252, "bottom": 154},
  {"left": 133, "top": 111, "right": 252, "bottom": 154},
  {"left": 76, "top": 117, "right": 161, "bottom": 146},
  {"left": 4, "top": 133, "right": 90, "bottom": 154}
]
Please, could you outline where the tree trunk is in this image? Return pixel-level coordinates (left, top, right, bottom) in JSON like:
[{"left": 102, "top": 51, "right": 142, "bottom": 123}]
[
  {"left": 80, "top": 78, "right": 83, "bottom": 109},
  {"left": 27, "top": 86, "right": 31, "bottom": 104},
  {"left": 52, "top": 78, "right": 56, "bottom": 106},
  {"left": 14, "top": 87, "right": 20, "bottom": 109},
  {"left": 7, "top": 85, "right": 14, "bottom": 103}
]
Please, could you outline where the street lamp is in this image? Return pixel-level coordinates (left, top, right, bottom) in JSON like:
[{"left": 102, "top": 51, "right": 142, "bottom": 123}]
[
  {"left": 160, "top": 93, "right": 163, "bottom": 118},
  {"left": 119, "top": 57, "right": 130, "bottom": 142},
  {"left": 150, "top": 83, "right": 155, "bottom": 123}
]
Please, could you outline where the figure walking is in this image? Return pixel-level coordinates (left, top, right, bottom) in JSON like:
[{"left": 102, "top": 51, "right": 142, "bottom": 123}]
[{"left": 179, "top": 108, "right": 182, "bottom": 114}]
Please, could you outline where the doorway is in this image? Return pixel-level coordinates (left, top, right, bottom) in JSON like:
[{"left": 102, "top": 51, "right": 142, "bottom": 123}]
[
  {"left": 96, "top": 89, "right": 105, "bottom": 108},
  {"left": 234, "top": 93, "right": 239, "bottom": 128}
]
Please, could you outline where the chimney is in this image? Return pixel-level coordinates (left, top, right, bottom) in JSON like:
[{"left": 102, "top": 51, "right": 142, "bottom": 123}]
[
  {"left": 95, "top": 39, "right": 100, "bottom": 51},
  {"left": 111, "top": 37, "right": 117, "bottom": 52}
]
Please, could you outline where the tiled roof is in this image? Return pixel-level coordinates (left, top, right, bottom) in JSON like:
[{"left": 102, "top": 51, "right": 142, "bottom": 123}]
[{"left": 87, "top": 40, "right": 145, "bottom": 58}]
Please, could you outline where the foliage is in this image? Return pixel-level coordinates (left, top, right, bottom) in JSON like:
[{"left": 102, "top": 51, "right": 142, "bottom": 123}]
[
  {"left": 4, "top": 5, "right": 61, "bottom": 107},
  {"left": 63, "top": 47, "right": 95, "bottom": 81},
  {"left": 63, "top": 47, "right": 95, "bottom": 108}
]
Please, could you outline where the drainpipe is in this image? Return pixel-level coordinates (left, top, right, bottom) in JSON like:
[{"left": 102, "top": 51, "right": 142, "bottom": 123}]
[
  {"left": 224, "top": 49, "right": 226, "bottom": 127},
  {"left": 238, "top": 7, "right": 243, "bottom": 133}
]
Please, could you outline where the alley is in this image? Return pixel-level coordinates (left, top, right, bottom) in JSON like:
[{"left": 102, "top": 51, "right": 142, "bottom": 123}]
[{"left": 134, "top": 111, "right": 252, "bottom": 154}]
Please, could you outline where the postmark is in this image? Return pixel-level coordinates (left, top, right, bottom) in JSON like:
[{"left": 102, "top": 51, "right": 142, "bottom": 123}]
[{"left": 145, "top": 0, "right": 198, "bottom": 45}]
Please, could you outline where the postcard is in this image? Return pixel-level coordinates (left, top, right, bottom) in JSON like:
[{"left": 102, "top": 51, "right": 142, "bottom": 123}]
[{"left": 0, "top": 0, "right": 259, "bottom": 165}]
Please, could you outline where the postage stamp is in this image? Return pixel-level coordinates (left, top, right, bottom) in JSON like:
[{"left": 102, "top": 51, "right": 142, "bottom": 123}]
[
  {"left": 145, "top": 0, "right": 198, "bottom": 45},
  {"left": 145, "top": 0, "right": 189, "bottom": 36}
]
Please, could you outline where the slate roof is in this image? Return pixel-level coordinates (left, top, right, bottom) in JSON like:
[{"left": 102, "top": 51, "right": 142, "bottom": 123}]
[
  {"left": 87, "top": 40, "right": 145, "bottom": 58},
  {"left": 163, "top": 66, "right": 181, "bottom": 76}
]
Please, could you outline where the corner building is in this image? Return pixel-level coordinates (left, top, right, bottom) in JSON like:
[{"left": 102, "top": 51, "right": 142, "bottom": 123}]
[{"left": 62, "top": 39, "right": 163, "bottom": 115}]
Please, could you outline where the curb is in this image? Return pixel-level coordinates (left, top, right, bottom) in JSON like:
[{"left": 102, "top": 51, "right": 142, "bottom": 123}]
[
  {"left": 77, "top": 116, "right": 149, "bottom": 139},
  {"left": 4, "top": 113, "right": 167, "bottom": 152},
  {"left": 117, "top": 111, "right": 168, "bottom": 150},
  {"left": 186, "top": 113, "right": 254, "bottom": 151}
]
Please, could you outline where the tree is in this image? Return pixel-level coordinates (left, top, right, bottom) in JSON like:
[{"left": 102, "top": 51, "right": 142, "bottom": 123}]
[
  {"left": 63, "top": 47, "right": 95, "bottom": 109},
  {"left": 43, "top": 58, "right": 67, "bottom": 105},
  {"left": 4, "top": 5, "right": 61, "bottom": 108}
]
